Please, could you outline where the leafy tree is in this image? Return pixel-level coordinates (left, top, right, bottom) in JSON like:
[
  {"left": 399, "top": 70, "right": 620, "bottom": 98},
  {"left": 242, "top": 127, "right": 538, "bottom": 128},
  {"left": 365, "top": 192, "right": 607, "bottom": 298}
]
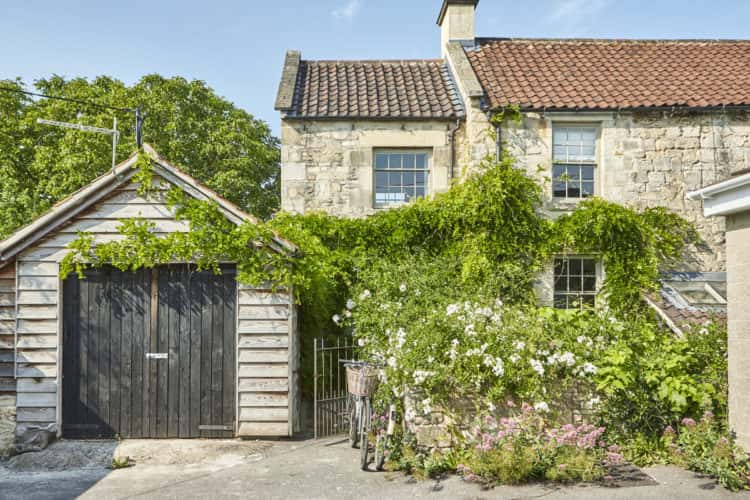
[{"left": 0, "top": 75, "right": 279, "bottom": 238}]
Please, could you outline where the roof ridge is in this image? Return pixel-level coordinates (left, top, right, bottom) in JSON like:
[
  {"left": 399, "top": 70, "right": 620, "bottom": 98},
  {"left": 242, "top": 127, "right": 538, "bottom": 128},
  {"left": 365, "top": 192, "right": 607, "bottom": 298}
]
[
  {"left": 476, "top": 37, "right": 750, "bottom": 44},
  {"left": 302, "top": 59, "right": 446, "bottom": 64}
]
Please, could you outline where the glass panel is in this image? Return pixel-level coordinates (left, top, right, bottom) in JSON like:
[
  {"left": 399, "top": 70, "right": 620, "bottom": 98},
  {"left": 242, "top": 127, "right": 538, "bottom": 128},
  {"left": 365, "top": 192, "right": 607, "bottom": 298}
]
[
  {"left": 582, "top": 182, "right": 595, "bottom": 197},
  {"left": 415, "top": 186, "right": 425, "bottom": 198},
  {"left": 566, "top": 167, "right": 580, "bottom": 180},
  {"left": 582, "top": 166, "right": 595, "bottom": 180},
  {"left": 581, "top": 295, "right": 596, "bottom": 307},
  {"left": 582, "top": 259, "right": 596, "bottom": 275},
  {"left": 569, "top": 259, "right": 582, "bottom": 275},
  {"left": 389, "top": 172, "right": 401, "bottom": 186},
  {"left": 552, "top": 164, "right": 566, "bottom": 179},
  {"left": 376, "top": 172, "right": 388, "bottom": 189},
  {"left": 583, "top": 277, "right": 597, "bottom": 292},
  {"left": 554, "top": 295, "right": 568, "bottom": 309},
  {"left": 553, "top": 182, "right": 567, "bottom": 198},
  {"left": 415, "top": 154, "right": 427, "bottom": 169},
  {"left": 554, "top": 259, "right": 566, "bottom": 276},
  {"left": 375, "top": 154, "right": 388, "bottom": 169},
  {"left": 403, "top": 171, "right": 415, "bottom": 188},
  {"left": 554, "top": 276, "right": 568, "bottom": 292},
  {"left": 389, "top": 154, "right": 402, "bottom": 169},
  {"left": 553, "top": 146, "right": 567, "bottom": 161},
  {"left": 567, "top": 185, "right": 581, "bottom": 198},
  {"left": 581, "top": 145, "right": 596, "bottom": 162},
  {"left": 403, "top": 154, "right": 415, "bottom": 169},
  {"left": 415, "top": 171, "right": 426, "bottom": 186}
]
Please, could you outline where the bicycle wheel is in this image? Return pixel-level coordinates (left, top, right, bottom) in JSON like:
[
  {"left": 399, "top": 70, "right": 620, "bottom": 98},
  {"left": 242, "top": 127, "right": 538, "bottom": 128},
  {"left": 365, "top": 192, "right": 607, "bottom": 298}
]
[
  {"left": 359, "top": 398, "right": 371, "bottom": 471},
  {"left": 375, "top": 434, "right": 388, "bottom": 471},
  {"left": 349, "top": 397, "right": 359, "bottom": 448}
]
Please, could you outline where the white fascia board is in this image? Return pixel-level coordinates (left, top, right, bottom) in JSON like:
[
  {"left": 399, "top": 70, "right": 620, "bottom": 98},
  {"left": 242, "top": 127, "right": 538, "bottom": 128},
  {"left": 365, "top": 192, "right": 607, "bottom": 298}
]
[{"left": 687, "top": 172, "right": 750, "bottom": 217}]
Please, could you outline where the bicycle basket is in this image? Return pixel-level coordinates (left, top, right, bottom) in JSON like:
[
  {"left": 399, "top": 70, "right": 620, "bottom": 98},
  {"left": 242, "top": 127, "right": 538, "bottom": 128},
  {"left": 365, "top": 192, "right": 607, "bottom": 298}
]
[{"left": 345, "top": 365, "right": 380, "bottom": 397}]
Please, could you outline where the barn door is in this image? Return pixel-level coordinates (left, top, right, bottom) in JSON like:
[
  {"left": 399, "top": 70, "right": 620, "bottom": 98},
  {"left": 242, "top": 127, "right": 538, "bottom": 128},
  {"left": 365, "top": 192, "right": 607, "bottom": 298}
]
[{"left": 62, "top": 265, "right": 236, "bottom": 439}]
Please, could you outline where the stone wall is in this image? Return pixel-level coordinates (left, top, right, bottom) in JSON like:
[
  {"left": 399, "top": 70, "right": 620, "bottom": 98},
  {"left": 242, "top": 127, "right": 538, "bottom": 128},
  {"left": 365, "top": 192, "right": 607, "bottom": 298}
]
[
  {"left": 497, "top": 110, "right": 750, "bottom": 273},
  {"left": 280, "top": 120, "right": 461, "bottom": 217},
  {"left": 0, "top": 395, "right": 16, "bottom": 457}
]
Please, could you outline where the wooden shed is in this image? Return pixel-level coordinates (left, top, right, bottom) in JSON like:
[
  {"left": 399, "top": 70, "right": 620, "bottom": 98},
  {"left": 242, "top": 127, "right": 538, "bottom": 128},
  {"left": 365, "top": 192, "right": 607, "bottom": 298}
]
[{"left": 0, "top": 145, "right": 300, "bottom": 445}]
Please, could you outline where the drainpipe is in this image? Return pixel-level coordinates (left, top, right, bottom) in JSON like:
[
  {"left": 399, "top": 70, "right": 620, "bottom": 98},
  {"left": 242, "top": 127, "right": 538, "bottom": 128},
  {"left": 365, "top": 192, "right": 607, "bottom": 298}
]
[{"left": 448, "top": 119, "right": 461, "bottom": 180}]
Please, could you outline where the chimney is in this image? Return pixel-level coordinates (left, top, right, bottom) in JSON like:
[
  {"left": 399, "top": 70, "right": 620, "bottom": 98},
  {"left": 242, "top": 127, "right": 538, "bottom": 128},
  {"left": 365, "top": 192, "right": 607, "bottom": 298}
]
[{"left": 437, "top": 0, "right": 479, "bottom": 58}]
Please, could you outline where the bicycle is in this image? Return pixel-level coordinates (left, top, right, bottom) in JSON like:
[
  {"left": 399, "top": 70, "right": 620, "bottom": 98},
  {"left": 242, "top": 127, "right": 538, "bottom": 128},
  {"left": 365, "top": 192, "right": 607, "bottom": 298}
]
[
  {"left": 341, "top": 359, "right": 381, "bottom": 471},
  {"left": 374, "top": 402, "right": 397, "bottom": 471}
]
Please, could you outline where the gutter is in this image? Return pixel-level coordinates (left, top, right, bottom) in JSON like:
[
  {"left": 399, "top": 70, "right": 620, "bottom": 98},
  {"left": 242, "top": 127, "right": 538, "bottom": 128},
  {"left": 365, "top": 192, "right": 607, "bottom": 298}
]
[{"left": 687, "top": 171, "right": 750, "bottom": 201}]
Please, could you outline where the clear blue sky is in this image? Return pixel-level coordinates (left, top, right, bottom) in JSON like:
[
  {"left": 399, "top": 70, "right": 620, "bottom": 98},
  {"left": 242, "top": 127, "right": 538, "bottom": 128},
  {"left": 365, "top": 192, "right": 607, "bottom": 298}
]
[{"left": 2, "top": 0, "right": 749, "bottom": 136}]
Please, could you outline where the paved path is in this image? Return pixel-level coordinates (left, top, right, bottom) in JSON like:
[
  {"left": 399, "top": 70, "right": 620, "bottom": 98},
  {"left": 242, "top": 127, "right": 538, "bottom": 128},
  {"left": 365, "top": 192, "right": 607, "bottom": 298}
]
[{"left": 1, "top": 437, "right": 749, "bottom": 499}]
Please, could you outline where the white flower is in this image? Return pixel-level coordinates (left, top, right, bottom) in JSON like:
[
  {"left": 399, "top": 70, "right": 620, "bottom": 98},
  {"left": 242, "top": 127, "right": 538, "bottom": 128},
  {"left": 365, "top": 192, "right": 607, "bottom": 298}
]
[
  {"left": 446, "top": 303, "right": 460, "bottom": 316},
  {"left": 509, "top": 354, "right": 521, "bottom": 363},
  {"left": 346, "top": 299, "right": 356, "bottom": 310},
  {"left": 395, "top": 328, "right": 407, "bottom": 348},
  {"left": 513, "top": 340, "right": 526, "bottom": 351},
  {"left": 530, "top": 359, "right": 545, "bottom": 376},
  {"left": 451, "top": 338, "right": 460, "bottom": 346},
  {"left": 332, "top": 314, "right": 342, "bottom": 325},
  {"left": 413, "top": 370, "right": 432, "bottom": 385},
  {"left": 483, "top": 355, "right": 504, "bottom": 377},
  {"left": 577, "top": 335, "right": 591, "bottom": 345},
  {"left": 414, "top": 289, "right": 421, "bottom": 297},
  {"left": 427, "top": 356, "right": 434, "bottom": 363},
  {"left": 387, "top": 356, "right": 397, "bottom": 368},
  {"left": 699, "top": 327, "right": 709, "bottom": 335},
  {"left": 344, "top": 310, "right": 352, "bottom": 318},
  {"left": 359, "top": 289, "right": 371, "bottom": 300},
  {"left": 399, "top": 283, "right": 407, "bottom": 293},
  {"left": 587, "top": 396, "right": 601, "bottom": 408},
  {"left": 559, "top": 351, "right": 576, "bottom": 367},
  {"left": 465, "top": 323, "right": 476, "bottom": 336},
  {"left": 357, "top": 338, "right": 367, "bottom": 347},
  {"left": 581, "top": 362, "right": 598, "bottom": 374},
  {"left": 534, "top": 401, "right": 550, "bottom": 413},
  {"left": 421, "top": 398, "right": 432, "bottom": 415}
]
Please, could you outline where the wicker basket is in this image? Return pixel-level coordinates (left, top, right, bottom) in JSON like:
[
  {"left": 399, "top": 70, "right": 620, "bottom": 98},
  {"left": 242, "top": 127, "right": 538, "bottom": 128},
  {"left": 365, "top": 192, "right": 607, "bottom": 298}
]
[{"left": 345, "top": 365, "right": 380, "bottom": 397}]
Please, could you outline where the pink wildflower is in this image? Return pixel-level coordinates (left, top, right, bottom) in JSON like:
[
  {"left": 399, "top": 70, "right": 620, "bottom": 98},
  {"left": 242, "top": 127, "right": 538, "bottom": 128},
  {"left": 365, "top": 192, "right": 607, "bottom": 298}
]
[
  {"left": 681, "top": 417, "right": 697, "bottom": 428},
  {"left": 664, "top": 425, "right": 675, "bottom": 435},
  {"left": 506, "top": 400, "right": 516, "bottom": 408},
  {"left": 702, "top": 410, "right": 714, "bottom": 421}
]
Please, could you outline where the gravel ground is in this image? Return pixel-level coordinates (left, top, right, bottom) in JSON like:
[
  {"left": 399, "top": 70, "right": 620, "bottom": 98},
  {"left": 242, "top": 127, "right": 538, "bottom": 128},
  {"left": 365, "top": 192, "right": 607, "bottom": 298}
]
[{"left": 1, "top": 437, "right": 749, "bottom": 499}]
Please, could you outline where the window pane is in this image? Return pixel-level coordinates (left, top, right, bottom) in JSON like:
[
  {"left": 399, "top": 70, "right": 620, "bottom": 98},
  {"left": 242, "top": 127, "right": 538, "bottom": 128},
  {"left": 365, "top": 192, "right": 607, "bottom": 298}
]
[
  {"left": 582, "top": 259, "right": 596, "bottom": 275},
  {"left": 552, "top": 164, "right": 566, "bottom": 179},
  {"left": 554, "top": 295, "right": 568, "bottom": 309},
  {"left": 583, "top": 277, "right": 596, "bottom": 292},
  {"left": 581, "top": 295, "right": 596, "bottom": 307},
  {"left": 566, "top": 167, "right": 580, "bottom": 180},
  {"left": 415, "top": 154, "right": 426, "bottom": 169},
  {"left": 375, "top": 154, "right": 388, "bottom": 169},
  {"left": 554, "top": 276, "right": 568, "bottom": 292},
  {"left": 582, "top": 182, "right": 594, "bottom": 197},
  {"left": 389, "top": 154, "right": 402, "bottom": 169},
  {"left": 582, "top": 166, "right": 595, "bottom": 180},
  {"left": 415, "top": 186, "right": 425, "bottom": 198},
  {"left": 403, "top": 171, "right": 415, "bottom": 188},
  {"left": 554, "top": 259, "right": 567, "bottom": 276},
  {"left": 389, "top": 172, "right": 401, "bottom": 186},
  {"left": 376, "top": 172, "right": 388, "bottom": 189},
  {"left": 567, "top": 185, "right": 581, "bottom": 198},
  {"left": 415, "top": 171, "right": 426, "bottom": 186},
  {"left": 403, "top": 154, "right": 415, "bottom": 169},
  {"left": 569, "top": 259, "right": 582, "bottom": 275},
  {"left": 569, "top": 278, "right": 582, "bottom": 292}
]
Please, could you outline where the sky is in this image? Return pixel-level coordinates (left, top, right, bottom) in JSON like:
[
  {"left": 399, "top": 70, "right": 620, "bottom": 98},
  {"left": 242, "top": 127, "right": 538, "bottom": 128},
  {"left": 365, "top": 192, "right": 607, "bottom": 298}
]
[{"left": 2, "top": 0, "right": 750, "bottom": 136}]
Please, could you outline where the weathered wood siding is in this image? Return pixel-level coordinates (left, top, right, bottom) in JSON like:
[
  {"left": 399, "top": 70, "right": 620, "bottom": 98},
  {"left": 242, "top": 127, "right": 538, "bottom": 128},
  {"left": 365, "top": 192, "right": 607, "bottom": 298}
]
[
  {"left": 236, "top": 286, "right": 295, "bottom": 437},
  {"left": 14, "top": 184, "right": 189, "bottom": 437},
  {"left": 13, "top": 178, "right": 296, "bottom": 438},
  {"left": 0, "top": 264, "right": 16, "bottom": 393}
]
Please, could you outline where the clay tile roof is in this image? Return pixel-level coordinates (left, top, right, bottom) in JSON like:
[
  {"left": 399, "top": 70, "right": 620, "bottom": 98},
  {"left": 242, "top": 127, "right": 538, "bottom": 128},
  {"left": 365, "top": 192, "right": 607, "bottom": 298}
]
[
  {"left": 287, "top": 60, "right": 464, "bottom": 119},
  {"left": 467, "top": 38, "right": 750, "bottom": 110}
]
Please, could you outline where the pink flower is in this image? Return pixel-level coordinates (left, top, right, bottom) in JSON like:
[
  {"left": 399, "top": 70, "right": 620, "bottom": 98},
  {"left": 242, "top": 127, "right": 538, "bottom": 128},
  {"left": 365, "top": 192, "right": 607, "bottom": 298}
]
[
  {"left": 558, "top": 463, "right": 568, "bottom": 471},
  {"left": 664, "top": 425, "right": 675, "bottom": 435},
  {"left": 681, "top": 417, "right": 697, "bottom": 428},
  {"left": 506, "top": 400, "right": 516, "bottom": 408},
  {"left": 702, "top": 411, "right": 714, "bottom": 422}
]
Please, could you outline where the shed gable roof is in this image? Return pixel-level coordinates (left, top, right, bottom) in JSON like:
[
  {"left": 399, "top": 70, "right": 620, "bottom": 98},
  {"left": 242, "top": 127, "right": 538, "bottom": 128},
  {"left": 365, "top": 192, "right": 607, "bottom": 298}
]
[
  {"left": 0, "top": 144, "right": 295, "bottom": 264},
  {"left": 276, "top": 56, "right": 465, "bottom": 120},
  {"left": 467, "top": 38, "right": 750, "bottom": 111}
]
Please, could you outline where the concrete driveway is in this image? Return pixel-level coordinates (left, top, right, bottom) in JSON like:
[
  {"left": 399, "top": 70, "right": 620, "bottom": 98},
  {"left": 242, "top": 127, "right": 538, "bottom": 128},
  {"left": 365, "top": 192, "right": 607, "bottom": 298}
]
[{"left": 1, "top": 437, "right": 748, "bottom": 499}]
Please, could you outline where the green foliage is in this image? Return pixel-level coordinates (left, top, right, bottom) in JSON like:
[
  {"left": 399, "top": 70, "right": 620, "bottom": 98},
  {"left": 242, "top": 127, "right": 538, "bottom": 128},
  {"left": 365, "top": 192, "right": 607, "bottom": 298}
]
[
  {"left": 664, "top": 413, "right": 750, "bottom": 491},
  {"left": 0, "top": 74, "right": 280, "bottom": 239}
]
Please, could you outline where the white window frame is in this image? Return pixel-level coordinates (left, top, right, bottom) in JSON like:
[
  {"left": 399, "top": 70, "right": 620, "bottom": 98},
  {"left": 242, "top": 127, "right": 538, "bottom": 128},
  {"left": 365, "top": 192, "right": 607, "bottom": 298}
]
[
  {"left": 553, "top": 255, "right": 601, "bottom": 309},
  {"left": 551, "top": 125, "right": 599, "bottom": 201},
  {"left": 373, "top": 149, "right": 430, "bottom": 208}
]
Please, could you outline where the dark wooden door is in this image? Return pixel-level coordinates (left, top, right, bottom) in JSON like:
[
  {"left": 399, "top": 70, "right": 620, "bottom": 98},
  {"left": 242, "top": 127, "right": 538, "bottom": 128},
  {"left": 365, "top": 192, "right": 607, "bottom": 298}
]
[{"left": 62, "top": 265, "right": 236, "bottom": 439}]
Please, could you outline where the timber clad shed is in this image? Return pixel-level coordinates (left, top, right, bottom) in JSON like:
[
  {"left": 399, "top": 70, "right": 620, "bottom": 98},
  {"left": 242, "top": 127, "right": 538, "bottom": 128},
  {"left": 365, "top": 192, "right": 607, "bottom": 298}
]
[{"left": 0, "top": 144, "right": 300, "bottom": 447}]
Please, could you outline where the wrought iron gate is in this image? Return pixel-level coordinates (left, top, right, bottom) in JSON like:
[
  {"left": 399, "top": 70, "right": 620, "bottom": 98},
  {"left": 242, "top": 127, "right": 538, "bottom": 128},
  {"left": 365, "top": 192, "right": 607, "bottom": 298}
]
[{"left": 313, "top": 337, "right": 353, "bottom": 439}]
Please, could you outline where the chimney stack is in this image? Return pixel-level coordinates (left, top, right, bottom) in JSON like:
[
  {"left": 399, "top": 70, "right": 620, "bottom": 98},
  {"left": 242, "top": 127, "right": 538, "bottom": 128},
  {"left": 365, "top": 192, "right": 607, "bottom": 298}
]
[{"left": 437, "top": 0, "right": 479, "bottom": 58}]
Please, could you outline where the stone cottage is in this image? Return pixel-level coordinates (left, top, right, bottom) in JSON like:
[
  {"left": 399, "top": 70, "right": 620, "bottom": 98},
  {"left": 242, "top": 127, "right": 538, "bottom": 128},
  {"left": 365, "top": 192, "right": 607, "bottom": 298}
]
[{"left": 276, "top": 0, "right": 750, "bottom": 309}]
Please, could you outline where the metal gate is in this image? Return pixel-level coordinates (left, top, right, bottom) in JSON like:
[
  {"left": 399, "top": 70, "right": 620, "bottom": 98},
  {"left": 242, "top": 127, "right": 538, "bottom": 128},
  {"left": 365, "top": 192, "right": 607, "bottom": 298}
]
[{"left": 313, "top": 337, "right": 353, "bottom": 439}]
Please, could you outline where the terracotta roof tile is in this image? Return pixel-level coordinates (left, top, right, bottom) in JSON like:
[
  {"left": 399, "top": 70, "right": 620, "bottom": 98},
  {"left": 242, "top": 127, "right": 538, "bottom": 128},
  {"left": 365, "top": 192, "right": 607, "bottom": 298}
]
[
  {"left": 467, "top": 38, "right": 750, "bottom": 110},
  {"left": 287, "top": 60, "right": 464, "bottom": 119}
]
